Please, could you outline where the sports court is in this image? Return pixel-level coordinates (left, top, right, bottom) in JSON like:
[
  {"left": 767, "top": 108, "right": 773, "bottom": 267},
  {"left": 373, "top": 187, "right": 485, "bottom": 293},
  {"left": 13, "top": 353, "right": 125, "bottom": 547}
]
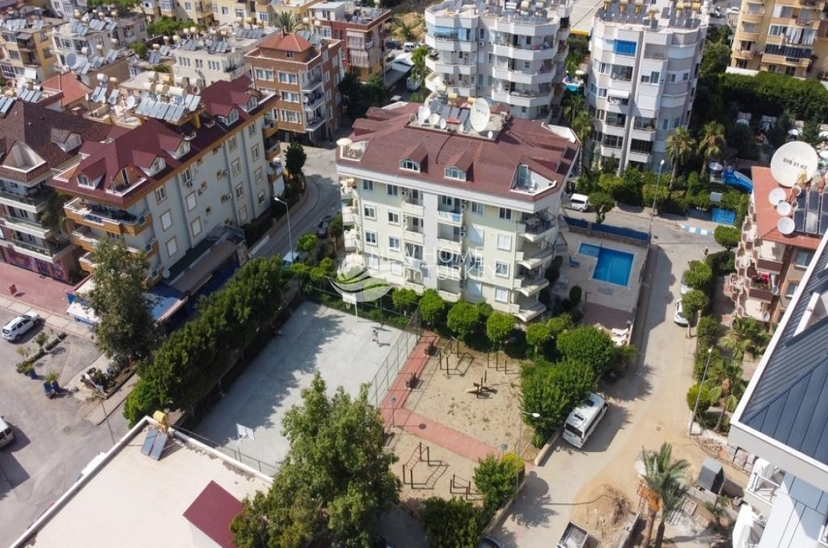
[{"left": 194, "top": 302, "right": 409, "bottom": 473}]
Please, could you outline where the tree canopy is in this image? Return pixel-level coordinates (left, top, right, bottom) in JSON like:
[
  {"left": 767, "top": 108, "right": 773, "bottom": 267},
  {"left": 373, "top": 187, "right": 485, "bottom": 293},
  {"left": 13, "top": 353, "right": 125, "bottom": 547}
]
[
  {"left": 556, "top": 326, "right": 617, "bottom": 377},
  {"left": 420, "top": 497, "right": 482, "bottom": 548},
  {"left": 486, "top": 312, "right": 513, "bottom": 349},
  {"left": 713, "top": 226, "right": 741, "bottom": 251},
  {"left": 588, "top": 191, "right": 615, "bottom": 223},
  {"left": 447, "top": 301, "right": 481, "bottom": 342},
  {"left": 285, "top": 140, "right": 307, "bottom": 177},
  {"left": 419, "top": 289, "right": 447, "bottom": 326},
  {"left": 296, "top": 232, "right": 318, "bottom": 253}
]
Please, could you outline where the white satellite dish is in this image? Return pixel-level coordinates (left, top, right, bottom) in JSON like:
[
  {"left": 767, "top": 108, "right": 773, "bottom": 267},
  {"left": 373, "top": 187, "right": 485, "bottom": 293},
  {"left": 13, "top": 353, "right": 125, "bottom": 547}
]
[
  {"left": 125, "top": 95, "right": 136, "bottom": 109},
  {"left": 776, "top": 201, "right": 792, "bottom": 216},
  {"left": 470, "top": 98, "right": 490, "bottom": 133},
  {"left": 417, "top": 105, "right": 430, "bottom": 124},
  {"left": 96, "top": 72, "right": 107, "bottom": 83},
  {"left": 770, "top": 141, "right": 819, "bottom": 188},
  {"left": 768, "top": 187, "right": 787, "bottom": 206},
  {"left": 439, "top": 118, "right": 446, "bottom": 129},
  {"left": 66, "top": 52, "right": 78, "bottom": 69},
  {"left": 778, "top": 217, "right": 796, "bottom": 235},
  {"left": 428, "top": 112, "right": 440, "bottom": 126}
]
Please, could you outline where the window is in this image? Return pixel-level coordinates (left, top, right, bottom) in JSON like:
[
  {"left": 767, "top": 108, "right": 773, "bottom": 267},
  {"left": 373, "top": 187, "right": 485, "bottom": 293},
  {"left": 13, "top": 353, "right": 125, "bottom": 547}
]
[
  {"left": 796, "top": 250, "right": 814, "bottom": 268},
  {"left": 363, "top": 205, "right": 376, "bottom": 219},
  {"left": 494, "top": 287, "right": 509, "bottom": 303},
  {"left": 602, "top": 135, "right": 624, "bottom": 149},
  {"left": 78, "top": 174, "right": 94, "bottom": 188},
  {"left": 252, "top": 145, "right": 260, "bottom": 161},
  {"left": 390, "top": 260, "right": 402, "bottom": 275},
  {"left": 389, "top": 236, "right": 400, "bottom": 250},
  {"left": 613, "top": 40, "right": 637, "bottom": 56},
  {"left": 387, "top": 184, "right": 399, "bottom": 196},
  {"left": 641, "top": 71, "right": 660, "bottom": 84},
  {"left": 186, "top": 192, "right": 197, "bottom": 211},
  {"left": 469, "top": 256, "right": 483, "bottom": 276},
  {"left": 154, "top": 186, "right": 167, "bottom": 203},
  {"left": 286, "top": 51, "right": 294, "bottom": 59},
  {"left": 190, "top": 217, "right": 202, "bottom": 237},
  {"left": 248, "top": 124, "right": 256, "bottom": 137},
  {"left": 365, "top": 231, "right": 377, "bottom": 245},
  {"left": 400, "top": 159, "right": 420, "bottom": 172},
  {"left": 239, "top": 206, "right": 249, "bottom": 223},
  {"left": 362, "top": 180, "right": 374, "bottom": 191},
  {"left": 471, "top": 202, "right": 484, "bottom": 215},
  {"left": 495, "top": 261, "right": 509, "bottom": 278},
  {"left": 255, "top": 167, "right": 263, "bottom": 185},
  {"left": 786, "top": 281, "right": 800, "bottom": 298},
  {"left": 165, "top": 236, "right": 178, "bottom": 257},
  {"left": 160, "top": 210, "right": 173, "bottom": 231},
  {"left": 232, "top": 184, "right": 243, "bottom": 199},
  {"left": 445, "top": 167, "right": 466, "bottom": 181},
  {"left": 497, "top": 233, "right": 512, "bottom": 251},
  {"left": 181, "top": 167, "right": 193, "bottom": 184},
  {"left": 228, "top": 136, "right": 237, "bottom": 151},
  {"left": 254, "top": 68, "right": 274, "bottom": 81},
  {"left": 258, "top": 191, "right": 266, "bottom": 205},
  {"left": 232, "top": 158, "right": 241, "bottom": 176},
  {"left": 278, "top": 71, "right": 298, "bottom": 84},
  {"left": 388, "top": 209, "right": 400, "bottom": 224},
  {"left": 499, "top": 208, "right": 512, "bottom": 220}
]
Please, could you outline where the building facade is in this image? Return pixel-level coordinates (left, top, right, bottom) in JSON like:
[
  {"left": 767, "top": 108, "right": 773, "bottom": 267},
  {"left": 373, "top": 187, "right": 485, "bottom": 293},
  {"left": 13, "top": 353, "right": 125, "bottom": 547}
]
[
  {"left": 139, "top": 0, "right": 214, "bottom": 25},
  {"left": 0, "top": 12, "right": 62, "bottom": 83},
  {"left": 730, "top": 0, "right": 828, "bottom": 78},
  {"left": 728, "top": 229, "right": 828, "bottom": 548},
  {"left": 730, "top": 166, "right": 821, "bottom": 324},
  {"left": 211, "top": 0, "right": 321, "bottom": 28},
  {"left": 246, "top": 31, "right": 342, "bottom": 145},
  {"left": 423, "top": 0, "right": 571, "bottom": 120},
  {"left": 586, "top": 0, "right": 707, "bottom": 170},
  {"left": 336, "top": 101, "right": 580, "bottom": 322},
  {"left": 49, "top": 77, "right": 277, "bottom": 285},
  {"left": 0, "top": 101, "right": 112, "bottom": 282},
  {"left": 306, "top": 2, "right": 391, "bottom": 81}
]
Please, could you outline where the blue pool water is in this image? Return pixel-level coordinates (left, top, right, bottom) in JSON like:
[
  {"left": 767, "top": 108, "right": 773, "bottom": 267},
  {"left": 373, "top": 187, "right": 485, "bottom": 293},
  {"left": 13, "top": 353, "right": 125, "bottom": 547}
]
[
  {"left": 578, "top": 243, "right": 635, "bottom": 286},
  {"left": 564, "top": 84, "right": 582, "bottom": 92}
]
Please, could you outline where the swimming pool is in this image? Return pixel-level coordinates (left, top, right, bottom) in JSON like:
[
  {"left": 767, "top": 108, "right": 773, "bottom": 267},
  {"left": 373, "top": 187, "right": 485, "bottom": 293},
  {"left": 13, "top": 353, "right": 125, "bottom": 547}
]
[
  {"left": 564, "top": 84, "right": 582, "bottom": 92},
  {"left": 579, "top": 243, "right": 635, "bottom": 286}
]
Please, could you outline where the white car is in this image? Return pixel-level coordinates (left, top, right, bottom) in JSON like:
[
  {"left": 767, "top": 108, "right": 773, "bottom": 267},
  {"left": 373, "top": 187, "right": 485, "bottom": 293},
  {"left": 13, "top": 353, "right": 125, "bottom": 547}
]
[
  {"left": 2, "top": 313, "right": 42, "bottom": 342},
  {"left": 680, "top": 275, "right": 691, "bottom": 295},
  {"left": 674, "top": 301, "right": 689, "bottom": 327},
  {"left": 727, "top": 6, "right": 739, "bottom": 14}
]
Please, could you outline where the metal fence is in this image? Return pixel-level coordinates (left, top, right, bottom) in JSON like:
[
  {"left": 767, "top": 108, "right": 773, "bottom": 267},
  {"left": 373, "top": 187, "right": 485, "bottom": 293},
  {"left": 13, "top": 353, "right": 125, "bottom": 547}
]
[
  {"left": 174, "top": 425, "right": 282, "bottom": 477},
  {"left": 367, "top": 311, "right": 421, "bottom": 407}
]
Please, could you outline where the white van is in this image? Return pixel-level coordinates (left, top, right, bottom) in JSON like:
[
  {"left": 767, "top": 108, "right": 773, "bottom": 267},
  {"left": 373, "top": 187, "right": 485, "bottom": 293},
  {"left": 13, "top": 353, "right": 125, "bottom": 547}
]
[
  {"left": 0, "top": 416, "right": 14, "bottom": 449},
  {"left": 565, "top": 193, "right": 589, "bottom": 212},
  {"left": 563, "top": 393, "right": 608, "bottom": 448},
  {"left": 403, "top": 42, "right": 416, "bottom": 52}
]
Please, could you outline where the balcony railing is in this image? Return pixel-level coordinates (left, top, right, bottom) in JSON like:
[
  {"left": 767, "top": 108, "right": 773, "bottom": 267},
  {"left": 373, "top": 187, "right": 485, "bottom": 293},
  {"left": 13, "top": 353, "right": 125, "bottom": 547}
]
[
  {"left": 12, "top": 238, "right": 69, "bottom": 257},
  {"left": 0, "top": 187, "right": 49, "bottom": 207}
]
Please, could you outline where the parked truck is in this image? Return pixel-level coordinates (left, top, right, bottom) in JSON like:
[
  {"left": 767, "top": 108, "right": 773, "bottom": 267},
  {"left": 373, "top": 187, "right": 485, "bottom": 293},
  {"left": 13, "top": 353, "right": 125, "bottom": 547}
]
[{"left": 557, "top": 522, "right": 589, "bottom": 548}]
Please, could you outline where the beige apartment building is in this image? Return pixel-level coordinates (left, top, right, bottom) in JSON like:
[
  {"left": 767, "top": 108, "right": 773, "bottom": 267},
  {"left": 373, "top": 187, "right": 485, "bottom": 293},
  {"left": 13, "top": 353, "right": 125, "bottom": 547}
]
[
  {"left": 139, "top": 0, "right": 214, "bottom": 25},
  {"left": 246, "top": 31, "right": 342, "bottom": 145},
  {"left": 49, "top": 77, "right": 278, "bottom": 287},
  {"left": 0, "top": 12, "right": 62, "bottom": 83},
  {"left": 211, "top": 0, "right": 321, "bottom": 28},
  {"left": 306, "top": 2, "right": 391, "bottom": 81},
  {"left": 731, "top": 0, "right": 828, "bottom": 77}
]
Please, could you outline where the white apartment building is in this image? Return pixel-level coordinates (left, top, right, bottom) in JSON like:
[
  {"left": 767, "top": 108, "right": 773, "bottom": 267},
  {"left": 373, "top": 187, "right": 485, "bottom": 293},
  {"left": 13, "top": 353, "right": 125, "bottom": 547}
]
[
  {"left": 49, "top": 77, "right": 277, "bottom": 285},
  {"left": 336, "top": 101, "right": 580, "bottom": 322},
  {"left": 728, "top": 229, "right": 828, "bottom": 548},
  {"left": 424, "top": 0, "right": 571, "bottom": 120},
  {"left": 586, "top": 0, "right": 708, "bottom": 170}
]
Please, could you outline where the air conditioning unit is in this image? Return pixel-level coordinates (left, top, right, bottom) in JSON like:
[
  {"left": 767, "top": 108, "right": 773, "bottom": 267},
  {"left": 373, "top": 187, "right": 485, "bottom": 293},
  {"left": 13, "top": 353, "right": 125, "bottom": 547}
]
[
  {"left": 222, "top": 170, "right": 229, "bottom": 177},
  {"left": 401, "top": 189, "right": 407, "bottom": 196},
  {"left": 185, "top": 181, "right": 193, "bottom": 188},
  {"left": 460, "top": 227, "right": 467, "bottom": 237},
  {"left": 403, "top": 215, "right": 409, "bottom": 223},
  {"left": 197, "top": 189, "right": 203, "bottom": 196},
  {"left": 461, "top": 202, "right": 467, "bottom": 210},
  {"left": 479, "top": 40, "right": 485, "bottom": 47}
]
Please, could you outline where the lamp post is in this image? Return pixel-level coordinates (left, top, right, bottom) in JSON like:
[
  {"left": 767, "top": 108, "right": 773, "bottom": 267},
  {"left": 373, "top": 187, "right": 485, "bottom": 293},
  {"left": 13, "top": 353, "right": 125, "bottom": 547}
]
[
  {"left": 390, "top": 396, "right": 398, "bottom": 427},
  {"left": 274, "top": 197, "right": 293, "bottom": 257},
  {"left": 689, "top": 347, "right": 714, "bottom": 435},
  {"left": 94, "top": 390, "right": 116, "bottom": 446},
  {"left": 648, "top": 159, "right": 666, "bottom": 240},
  {"left": 516, "top": 410, "right": 541, "bottom": 498}
]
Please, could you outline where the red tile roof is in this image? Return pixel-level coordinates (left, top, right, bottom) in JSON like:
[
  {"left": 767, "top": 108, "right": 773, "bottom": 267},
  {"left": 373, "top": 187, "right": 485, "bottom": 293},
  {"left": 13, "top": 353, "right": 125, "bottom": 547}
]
[
  {"left": 41, "top": 73, "right": 92, "bottom": 108},
  {"left": 259, "top": 31, "right": 312, "bottom": 52},
  {"left": 182, "top": 481, "right": 243, "bottom": 548},
  {"left": 200, "top": 76, "right": 257, "bottom": 119},
  {"left": 752, "top": 166, "right": 821, "bottom": 251},
  {"left": 337, "top": 103, "right": 579, "bottom": 202}
]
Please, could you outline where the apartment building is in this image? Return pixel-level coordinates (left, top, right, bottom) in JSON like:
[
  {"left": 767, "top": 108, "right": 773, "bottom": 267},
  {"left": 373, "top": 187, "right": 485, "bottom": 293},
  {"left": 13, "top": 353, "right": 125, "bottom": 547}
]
[
  {"left": 728, "top": 229, "right": 828, "bottom": 548},
  {"left": 423, "top": 0, "right": 571, "bottom": 121},
  {"left": 0, "top": 12, "right": 62, "bottom": 83},
  {"left": 730, "top": 0, "right": 828, "bottom": 78},
  {"left": 246, "top": 31, "right": 342, "bottom": 145},
  {"left": 730, "top": 166, "right": 822, "bottom": 323},
  {"left": 306, "top": 2, "right": 391, "bottom": 81},
  {"left": 40, "top": 71, "right": 93, "bottom": 111},
  {"left": 336, "top": 100, "right": 580, "bottom": 322},
  {"left": 49, "top": 77, "right": 277, "bottom": 285},
  {"left": 211, "top": 0, "right": 321, "bottom": 28},
  {"left": 168, "top": 25, "right": 279, "bottom": 88},
  {"left": 586, "top": 0, "right": 707, "bottom": 171},
  {"left": 139, "top": 0, "right": 214, "bottom": 25},
  {"left": 0, "top": 100, "right": 111, "bottom": 282}
]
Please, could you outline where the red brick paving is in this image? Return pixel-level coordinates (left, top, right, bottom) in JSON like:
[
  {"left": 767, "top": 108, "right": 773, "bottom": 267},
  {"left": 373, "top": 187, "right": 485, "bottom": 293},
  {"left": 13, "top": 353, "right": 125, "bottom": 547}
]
[
  {"left": 379, "top": 332, "right": 501, "bottom": 463},
  {"left": 0, "top": 261, "right": 77, "bottom": 315}
]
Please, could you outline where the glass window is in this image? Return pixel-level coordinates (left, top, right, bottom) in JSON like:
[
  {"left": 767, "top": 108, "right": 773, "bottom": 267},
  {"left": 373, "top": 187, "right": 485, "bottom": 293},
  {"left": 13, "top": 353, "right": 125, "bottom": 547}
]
[
  {"left": 387, "top": 184, "right": 399, "bottom": 196},
  {"left": 154, "top": 187, "right": 167, "bottom": 203},
  {"left": 388, "top": 209, "right": 400, "bottom": 224},
  {"left": 613, "top": 40, "right": 637, "bottom": 56},
  {"left": 471, "top": 202, "right": 484, "bottom": 215},
  {"left": 362, "top": 180, "right": 373, "bottom": 191},
  {"left": 785, "top": 281, "right": 800, "bottom": 298},
  {"left": 400, "top": 159, "right": 420, "bottom": 172},
  {"left": 796, "top": 250, "right": 814, "bottom": 268},
  {"left": 445, "top": 167, "right": 466, "bottom": 181},
  {"left": 499, "top": 208, "right": 512, "bottom": 220},
  {"left": 160, "top": 210, "right": 172, "bottom": 231},
  {"left": 363, "top": 205, "right": 376, "bottom": 219},
  {"left": 165, "top": 236, "right": 178, "bottom": 257},
  {"left": 497, "top": 233, "right": 511, "bottom": 251},
  {"left": 495, "top": 261, "right": 509, "bottom": 277},
  {"left": 389, "top": 236, "right": 400, "bottom": 250},
  {"left": 365, "top": 231, "right": 377, "bottom": 245},
  {"left": 494, "top": 287, "right": 509, "bottom": 303}
]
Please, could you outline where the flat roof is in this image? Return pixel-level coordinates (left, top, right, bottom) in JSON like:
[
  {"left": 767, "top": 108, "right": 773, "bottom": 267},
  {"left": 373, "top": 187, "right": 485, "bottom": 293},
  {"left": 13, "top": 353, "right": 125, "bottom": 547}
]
[
  {"left": 13, "top": 420, "right": 271, "bottom": 548},
  {"left": 571, "top": 0, "right": 603, "bottom": 34}
]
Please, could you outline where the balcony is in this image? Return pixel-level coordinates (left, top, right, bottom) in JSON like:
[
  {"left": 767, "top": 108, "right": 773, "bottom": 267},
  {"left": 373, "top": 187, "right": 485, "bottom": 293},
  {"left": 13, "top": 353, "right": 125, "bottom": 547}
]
[
  {"left": 436, "top": 264, "right": 463, "bottom": 280},
  {"left": 65, "top": 198, "right": 151, "bottom": 236},
  {"left": 492, "top": 41, "right": 557, "bottom": 62},
  {"left": 303, "top": 91, "right": 324, "bottom": 110},
  {"left": 305, "top": 115, "right": 326, "bottom": 131},
  {"left": 342, "top": 205, "right": 356, "bottom": 226},
  {"left": 744, "top": 458, "right": 784, "bottom": 517},
  {"left": 519, "top": 215, "right": 557, "bottom": 242},
  {"left": 740, "top": 9, "right": 764, "bottom": 22},
  {"left": 402, "top": 200, "right": 424, "bottom": 217},
  {"left": 11, "top": 237, "right": 71, "bottom": 260},
  {"left": 747, "top": 278, "right": 776, "bottom": 301},
  {"left": 491, "top": 86, "right": 553, "bottom": 108},
  {"left": 437, "top": 288, "right": 461, "bottom": 302},
  {"left": 344, "top": 230, "right": 361, "bottom": 251},
  {"left": 755, "top": 257, "right": 783, "bottom": 274},
  {"left": 492, "top": 64, "right": 555, "bottom": 85},
  {"left": 436, "top": 236, "right": 463, "bottom": 255},
  {"left": 426, "top": 34, "right": 476, "bottom": 52},
  {"left": 302, "top": 71, "right": 323, "bottom": 91},
  {"left": 515, "top": 274, "right": 549, "bottom": 296},
  {"left": 437, "top": 210, "right": 463, "bottom": 225},
  {"left": 0, "top": 187, "right": 49, "bottom": 211},
  {"left": 80, "top": 251, "right": 96, "bottom": 271},
  {"left": 733, "top": 49, "right": 756, "bottom": 60},
  {"left": 518, "top": 247, "right": 554, "bottom": 269},
  {"left": 72, "top": 226, "right": 99, "bottom": 252},
  {"left": 3, "top": 215, "right": 53, "bottom": 238},
  {"left": 403, "top": 227, "right": 425, "bottom": 245},
  {"left": 262, "top": 116, "right": 278, "bottom": 137},
  {"left": 515, "top": 301, "right": 546, "bottom": 322}
]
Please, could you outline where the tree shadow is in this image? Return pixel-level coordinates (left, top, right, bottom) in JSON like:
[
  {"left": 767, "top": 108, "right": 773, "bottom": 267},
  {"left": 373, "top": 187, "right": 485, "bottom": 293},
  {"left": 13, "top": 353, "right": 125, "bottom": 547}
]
[{"left": 506, "top": 471, "right": 557, "bottom": 529}]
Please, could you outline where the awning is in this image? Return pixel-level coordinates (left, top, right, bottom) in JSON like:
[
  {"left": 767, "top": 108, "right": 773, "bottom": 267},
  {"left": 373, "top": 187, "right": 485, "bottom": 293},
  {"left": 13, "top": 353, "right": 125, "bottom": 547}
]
[
  {"left": 171, "top": 238, "right": 239, "bottom": 295},
  {"left": 607, "top": 89, "right": 630, "bottom": 100}
]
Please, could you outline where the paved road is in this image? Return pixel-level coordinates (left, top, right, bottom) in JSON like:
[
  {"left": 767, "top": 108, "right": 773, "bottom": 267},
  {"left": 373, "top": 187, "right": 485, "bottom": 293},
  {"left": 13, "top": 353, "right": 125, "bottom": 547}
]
[{"left": 0, "top": 309, "right": 129, "bottom": 548}]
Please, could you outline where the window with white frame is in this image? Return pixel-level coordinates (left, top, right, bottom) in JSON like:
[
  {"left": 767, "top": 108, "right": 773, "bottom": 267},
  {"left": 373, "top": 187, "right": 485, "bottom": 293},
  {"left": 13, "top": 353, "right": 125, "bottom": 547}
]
[
  {"left": 232, "top": 158, "right": 241, "bottom": 176},
  {"left": 235, "top": 184, "right": 244, "bottom": 198},
  {"left": 400, "top": 159, "right": 420, "bottom": 172},
  {"left": 182, "top": 167, "right": 192, "bottom": 184},
  {"left": 186, "top": 192, "right": 197, "bottom": 211},
  {"left": 363, "top": 205, "right": 376, "bottom": 219},
  {"left": 367, "top": 254, "right": 379, "bottom": 269},
  {"left": 389, "top": 236, "right": 400, "bottom": 250},
  {"left": 495, "top": 261, "right": 509, "bottom": 278},
  {"left": 499, "top": 207, "right": 512, "bottom": 220},
  {"left": 190, "top": 217, "right": 202, "bottom": 237},
  {"left": 258, "top": 191, "right": 266, "bottom": 205},
  {"left": 365, "top": 231, "right": 377, "bottom": 245},
  {"left": 252, "top": 145, "right": 260, "bottom": 161},
  {"left": 248, "top": 124, "right": 256, "bottom": 137},
  {"left": 445, "top": 167, "right": 466, "bottom": 181},
  {"left": 166, "top": 236, "right": 178, "bottom": 257},
  {"left": 388, "top": 209, "right": 400, "bottom": 224},
  {"left": 279, "top": 110, "right": 300, "bottom": 124},
  {"left": 254, "top": 68, "right": 274, "bottom": 81},
  {"left": 786, "top": 281, "right": 800, "bottom": 298},
  {"left": 387, "top": 184, "right": 399, "bottom": 196},
  {"left": 390, "top": 260, "right": 402, "bottom": 275},
  {"left": 255, "top": 167, "right": 263, "bottom": 185},
  {"left": 494, "top": 287, "right": 509, "bottom": 303},
  {"left": 278, "top": 71, "right": 298, "bottom": 84},
  {"left": 497, "top": 233, "right": 512, "bottom": 251},
  {"left": 471, "top": 202, "right": 484, "bottom": 215},
  {"left": 239, "top": 206, "right": 249, "bottom": 223},
  {"left": 470, "top": 255, "right": 483, "bottom": 276},
  {"left": 154, "top": 187, "right": 167, "bottom": 203},
  {"left": 160, "top": 210, "right": 173, "bottom": 231},
  {"left": 228, "top": 136, "right": 237, "bottom": 151},
  {"left": 362, "top": 180, "right": 373, "bottom": 191},
  {"left": 796, "top": 250, "right": 814, "bottom": 268}
]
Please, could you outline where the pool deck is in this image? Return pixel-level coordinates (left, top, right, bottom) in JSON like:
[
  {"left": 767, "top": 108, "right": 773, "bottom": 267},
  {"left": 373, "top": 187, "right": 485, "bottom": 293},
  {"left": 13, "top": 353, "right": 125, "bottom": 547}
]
[{"left": 553, "top": 233, "right": 645, "bottom": 329}]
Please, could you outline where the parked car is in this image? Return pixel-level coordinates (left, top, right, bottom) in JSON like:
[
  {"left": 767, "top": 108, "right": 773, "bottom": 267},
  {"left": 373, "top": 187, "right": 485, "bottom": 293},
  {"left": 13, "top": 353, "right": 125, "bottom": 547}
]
[
  {"left": 680, "top": 275, "right": 691, "bottom": 295},
  {"left": 385, "top": 39, "right": 401, "bottom": 50},
  {"left": 674, "top": 301, "right": 689, "bottom": 327},
  {"left": 2, "top": 313, "right": 42, "bottom": 342},
  {"left": 564, "top": 193, "right": 590, "bottom": 212},
  {"left": 428, "top": 49, "right": 439, "bottom": 59},
  {"left": 0, "top": 416, "right": 15, "bottom": 449},
  {"left": 403, "top": 41, "right": 416, "bottom": 52},
  {"left": 727, "top": 6, "right": 739, "bottom": 14},
  {"left": 316, "top": 215, "right": 333, "bottom": 238}
]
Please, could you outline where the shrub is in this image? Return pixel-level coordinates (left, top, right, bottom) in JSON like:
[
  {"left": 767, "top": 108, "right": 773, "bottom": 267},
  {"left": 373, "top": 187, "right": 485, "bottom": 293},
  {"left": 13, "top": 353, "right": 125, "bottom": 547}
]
[
  {"left": 419, "top": 289, "right": 447, "bottom": 327},
  {"left": 474, "top": 455, "right": 515, "bottom": 512},
  {"left": 420, "top": 497, "right": 482, "bottom": 548},
  {"left": 556, "top": 326, "right": 617, "bottom": 377},
  {"left": 696, "top": 316, "right": 720, "bottom": 350},
  {"left": 706, "top": 250, "right": 735, "bottom": 276},
  {"left": 569, "top": 285, "right": 582, "bottom": 307},
  {"left": 687, "top": 383, "right": 713, "bottom": 415},
  {"left": 123, "top": 380, "right": 165, "bottom": 427}
]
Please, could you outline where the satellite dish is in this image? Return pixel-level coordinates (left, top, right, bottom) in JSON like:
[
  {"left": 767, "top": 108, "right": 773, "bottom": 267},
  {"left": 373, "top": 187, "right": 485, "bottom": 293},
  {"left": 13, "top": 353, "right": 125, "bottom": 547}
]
[
  {"left": 96, "top": 72, "right": 107, "bottom": 83},
  {"left": 762, "top": 311, "right": 771, "bottom": 322},
  {"left": 439, "top": 118, "right": 446, "bottom": 129},
  {"left": 66, "top": 52, "right": 78, "bottom": 69},
  {"left": 470, "top": 98, "right": 490, "bottom": 133},
  {"left": 336, "top": 138, "right": 353, "bottom": 147},
  {"left": 768, "top": 187, "right": 787, "bottom": 206},
  {"left": 770, "top": 141, "right": 819, "bottom": 188},
  {"left": 416, "top": 105, "right": 430, "bottom": 124},
  {"left": 163, "top": 269, "right": 171, "bottom": 279},
  {"left": 125, "top": 95, "right": 136, "bottom": 109},
  {"left": 776, "top": 201, "right": 792, "bottom": 216},
  {"left": 428, "top": 112, "right": 440, "bottom": 126},
  {"left": 778, "top": 216, "right": 796, "bottom": 235}
]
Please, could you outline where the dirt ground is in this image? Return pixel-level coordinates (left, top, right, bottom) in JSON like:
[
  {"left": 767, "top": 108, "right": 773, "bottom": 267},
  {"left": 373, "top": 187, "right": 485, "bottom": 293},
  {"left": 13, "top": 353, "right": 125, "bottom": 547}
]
[{"left": 570, "top": 484, "right": 633, "bottom": 542}]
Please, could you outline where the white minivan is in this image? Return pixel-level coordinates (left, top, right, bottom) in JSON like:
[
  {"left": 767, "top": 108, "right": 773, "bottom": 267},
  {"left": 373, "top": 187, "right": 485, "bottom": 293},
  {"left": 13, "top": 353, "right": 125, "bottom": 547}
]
[
  {"left": 403, "top": 42, "right": 416, "bottom": 52},
  {"left": 0, "top": 416, "right": 14, "bottom": 449},
  {"left": 565, "top": 193, "right": 590, "bottom": 212}
]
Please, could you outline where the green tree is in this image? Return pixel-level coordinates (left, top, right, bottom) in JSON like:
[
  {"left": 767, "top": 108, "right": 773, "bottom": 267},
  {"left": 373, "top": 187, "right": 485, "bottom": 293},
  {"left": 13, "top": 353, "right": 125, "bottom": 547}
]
[
  {"left": 600, "top": 154, "right": 620, "bottom": 175},
  {"left": 562, "top": 93, "right": 585, "bottom": 126},
  {"left": 88, "top": 0, "right": 139, "bottom": 9},
  {"left": 571, "top": 110, "right": 594, "bottom": 171},
  {"left": 640, "top": 443, "right": 690, "bottom": 548},
  {"left": 329, "top": 214, "right": 344, "bottom": 252},
  {"left": 447, "top": 301, "right": 481, "bottom": 343},
  {"left": 686, "top": 383, "right": 713, "bottom": 417},
  {"left": 338, "top": 72, "right": 370, "bottom": 119},
  {"left": 655, "top": 480, "right": 690, "bottom": 548},
  {"left": 642, "top": 181, "right": 670, "bottom": 211},
  {"left": 89, "top": 238, "right": 159, "bottom": 365},
  {"left": 419, "top": 289, "right": 446, "bottom": 327},
  {"left": 397, "top": 20, "right": 415, "bottom": 41},
  {"left": 801, "top": 119, "right": 824, "bottom": 147},
  {"left": 699, "top": 122, "right": 726, "bottom": 175},
  {"left": 767, "top": 111, "right": 794, "bottom": 149},
  {"left": 588, "top": 191, "right": 615, "bottom": 223},
  {"left": 285, "top": 140, "right": 307, "bottom": 177},
  {"left": 706, "top": 358, "right": 746, "bottom": 431},
  {"left": 700, "top": 42, "right": 731, "bottom": 78},
  {"left": 122, "top": 379, "right": 164, "bottom": 427},
  {"left": 392, "top": 288, "right": 419, "bottom": 314},
  {"left": 714, "top": 225, "right": 741, "bottom": 251},
  {"left": 556, "top": 326, "right": 617, "bottom": 377},
  {"left": 682, "top": 290, "right": 710, "bottom": 335},
  {"left": 665, "top": 127, "right": 696, "bottom": 189},
  {"left": 410, "top": 46, "right": 429, "bottom": 94},
  {"left": 275, "top": 11, "right": 299, "bottom": 32},
  {"left": 129, "top": 41, "right": 148, "bottom": 59},
  {"left": 146, "top": 17, "right": 191, "bottom": 37},
  {"left": 520, "top": 359, "right": 595, "bottom": 441},
  {"left": 683, "top": 260, "right": 713, "bottom": 293},
  {"left": 420, "top": 497, "right": 481, "bottom": 548},
  {"left": 696, "top": 315, "right": 720, "bottom": 349},
  {"left": 526, "top": 322, "right": 553, "bottom": 355},
  {"left": 40, "top": 192, "right": 68, "bottom": 234},
  {"left": 296, "top": 232, "right": 318, "bottom": 253},
  {"left": 547, "top": 314, "right": 573, "bottom": 337},
  {"left": 486, "top": 312, "right": 513, "bottom": 351},
  {"left": 720, "top": 316, "right": 770, "bottom": 361},
  {"left": 473, "top": 455, "right": 515, "bottom": 513}
]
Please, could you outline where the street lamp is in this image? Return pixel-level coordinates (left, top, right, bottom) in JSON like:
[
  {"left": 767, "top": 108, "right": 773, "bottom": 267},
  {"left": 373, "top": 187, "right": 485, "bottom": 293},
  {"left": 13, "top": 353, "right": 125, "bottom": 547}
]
[
  {"left": 516, "top": 411, "right": 541, "bottom": 498},
  {"left": 689, "top": 347, "right": 714, "bottom": 435},
  {"left": 648, "top": 159, "right": 666, "bottom": 240},
  {"left": 390, "top": 396, "right": 398, "bottom": 427},
  {"left": 93, "top": 389, "right": 116, "bottom": 446},
  {"left": 274, "top": 197, "right": 293, "bottom": 257}
]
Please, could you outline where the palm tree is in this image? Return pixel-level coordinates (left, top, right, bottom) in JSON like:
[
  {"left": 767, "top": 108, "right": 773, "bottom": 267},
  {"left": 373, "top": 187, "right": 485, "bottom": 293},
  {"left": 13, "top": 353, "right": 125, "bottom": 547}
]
[
  {"left": 699, "top": 122, "right": 726, "bottom": 176},
  {"left": 706, "top": 358, "right": 747, "bottom": 432},
  {"left": 571, "top": 109, "right": 594, "bottom": 172},
  {"left": 410, "top": 46, "right": 428, "bottom": 95},
  {"left": 665, "top": 127, "right": 695, "bottom": 189},
  {"left": 654, "top": 481, "right": 689, "bottom": 548},
  {"left": 641, "top": 443, "right": 690, "bottom": 548},
  {"left": 719, "top": 317, "right": 770, "bottom": 362},
  {"left": 276, "top": 11, "right": 298, "bottom": 33},
  {"left": 562, "top": 93, "right": 585, "bottom": 126}
]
